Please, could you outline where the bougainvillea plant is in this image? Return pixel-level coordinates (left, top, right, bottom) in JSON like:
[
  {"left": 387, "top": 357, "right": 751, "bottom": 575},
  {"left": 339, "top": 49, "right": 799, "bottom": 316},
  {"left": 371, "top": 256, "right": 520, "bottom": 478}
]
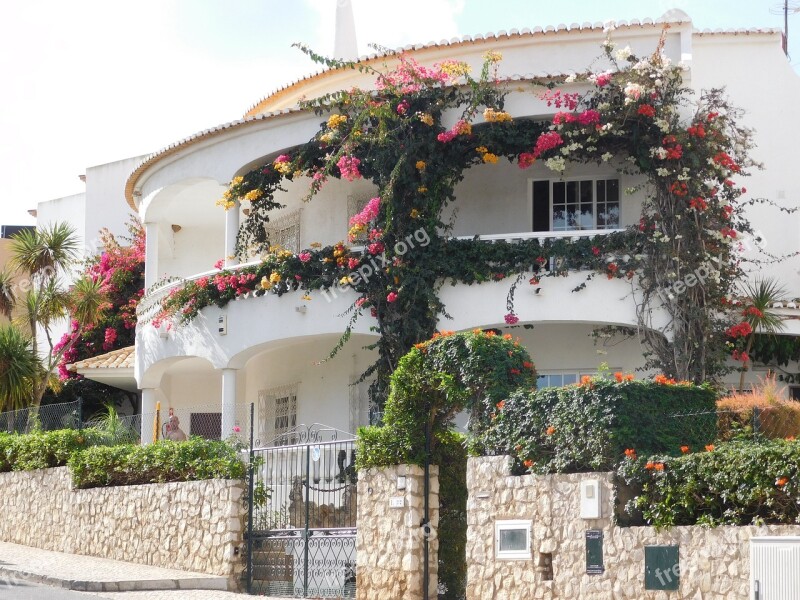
[
  {"left": 147, "top": 31, "right": 791, "bottom": 406},
  {"left": 56, "top": 220, "right": 145, "bottom": 379}
]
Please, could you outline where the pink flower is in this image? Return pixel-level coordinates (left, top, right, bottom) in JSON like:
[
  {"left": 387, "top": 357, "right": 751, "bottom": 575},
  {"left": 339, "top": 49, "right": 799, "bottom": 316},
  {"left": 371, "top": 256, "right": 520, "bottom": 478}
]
[
  {"left": 577, "top": 109, "right": 601, "bottom": 126},
  {"left": 274, "top": 154, "right": 290, "bottom": 164},
  {"left": 595, "top": 72, "right": 613, "bottom": 87},
  {"left": 298, "top": 251, "right": 312, "bottom": 263},
  {"left": 349, "top": 197, "right": 381, "bottom": 227},
  {"left": 532, "top": 132, "right": 564, "bottom": 157},
  {"left": 337, "top": 155, "right": 362, "bottom": 181},
  {"left": 504, "top": 313, "right": 519, "bottom": 325},
  {"left": 387, "top": 291, "right": 398, "bottom": 303},
  {"left": 233, "top": 426, "right": 241, "bottom": 433},
  {"left": 348, "top": 257, "right": 360, "bottom": 270},
  {"left": 214, "top": 259, "right": 224, "bottom": 270},
  {"left": 368, "top": 241, "right": 385, "bottom": 255},
  {"left": 397, "top": 100, "right": 410, "bottom": 115},
  {"left": 518, "top": 152, "right": 536, "bottom": 169},
  {"left": 355, "top": 297, "right": 367, "bottom": 307}
]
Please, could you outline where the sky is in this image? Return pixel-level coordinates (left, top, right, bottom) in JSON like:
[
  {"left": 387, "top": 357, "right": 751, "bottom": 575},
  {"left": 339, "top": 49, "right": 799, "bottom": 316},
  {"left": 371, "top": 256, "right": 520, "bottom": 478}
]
[{"left": 0, "top": 0, "right": 795, "bottom": 228}]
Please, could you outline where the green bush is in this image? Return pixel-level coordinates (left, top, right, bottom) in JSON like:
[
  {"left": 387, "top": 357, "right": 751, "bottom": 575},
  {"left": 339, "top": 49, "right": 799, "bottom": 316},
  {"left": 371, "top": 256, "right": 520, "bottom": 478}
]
[
  {"left": 68, "top": 437, "right": 246, "bottom": 489},
  {"left": 0, "top": 429, "right": 90, "bottom": 472},
  {"left": 617, "top": 439, "right": 800, "bottom": 527},
  {"left": 436, "top": 431, "right": 467, "bottom": 600},
  {"left": 480, "top": 377, "right": 717, "bottom": 474}
]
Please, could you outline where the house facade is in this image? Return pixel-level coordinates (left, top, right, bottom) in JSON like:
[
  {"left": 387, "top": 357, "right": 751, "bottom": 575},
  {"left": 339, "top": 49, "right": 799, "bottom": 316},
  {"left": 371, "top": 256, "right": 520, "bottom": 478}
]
[{"left": 74, "top": 9, "right": 800, "bottom": 442}]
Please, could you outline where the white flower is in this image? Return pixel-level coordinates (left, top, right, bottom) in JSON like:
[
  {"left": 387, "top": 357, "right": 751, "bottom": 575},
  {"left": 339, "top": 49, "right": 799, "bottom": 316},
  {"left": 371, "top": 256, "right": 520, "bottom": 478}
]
[
  {"left": 656, "top": 167, "right": 670, "bottom": 177},
  {"left": 544, "top": 156, "right": 566, "bottom": 173},
  {"left": 652, "top": 148, "right": 668, "bottom": 160},
  {"left": 601, "top": 152, "right": 613, "bottom": 162},
  {"left": 616, "top": 46, "right": 632, "bottom": 61},
  {"left": 655, "top": 119, "right": 671, "bottom": 133},
  {"left": 565, "top": 74, "right": 577, "bottom": 83}
]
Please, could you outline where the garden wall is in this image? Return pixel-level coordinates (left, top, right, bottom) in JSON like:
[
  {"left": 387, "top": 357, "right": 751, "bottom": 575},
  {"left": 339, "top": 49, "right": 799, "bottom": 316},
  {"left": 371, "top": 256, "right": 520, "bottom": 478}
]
[
  {"left": 467, "top": 456, "right": 800, "bottom": 600},
  {"left": 0, "top": 467, "right": 245, "bottom": 581}
]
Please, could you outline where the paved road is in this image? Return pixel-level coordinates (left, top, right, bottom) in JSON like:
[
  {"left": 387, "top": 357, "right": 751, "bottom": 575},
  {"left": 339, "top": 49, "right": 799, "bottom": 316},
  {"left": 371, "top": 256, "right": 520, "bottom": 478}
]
[
  {"left": 0, "top": 580, "right": 104, "bottom": 600},
  {"left": 0, "top": 580, "right": 250, "bottom": 600}
]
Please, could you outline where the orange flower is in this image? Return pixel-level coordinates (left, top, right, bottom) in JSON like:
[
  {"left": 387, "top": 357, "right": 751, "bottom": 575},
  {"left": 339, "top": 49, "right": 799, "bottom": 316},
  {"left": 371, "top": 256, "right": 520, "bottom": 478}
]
[
  {"left": 776, "top": 476, "right": 789, "bottom": 487},
  {"left": 624, "top": 374, "right": 634, "bottom": 381},
  {"left": 654, "top": 463, "right": 665, "bottom": 471},
  {"left": 645, "top": 462, "right": 656, "bottom": 470},
  {"left": 523, "top": 361, "right": 534, "bottom": 369},
  {"left": 496, "top": 400, "right": 506, "bottom": 410},
  {"left": 485, "top": 331, "right": 496, "bottom": 337},
  {"left": 523, "top": 459, "right": 533, "bottom": 468},
  {"left": 680, "top": 445, "right": 690, "bottom": 454},
  {"left": 503, "top": 333, "right": 513, "bottom": 340},
  {"left": 614, "top": 372, "right": 624, "bottom": 382},
  {"left": 514, "top": 444, "right": 522, "bottom": 452},
  {"left": 581, "top": 375, "right": 593, "bottom": 386},
  {"left": 624, "top": 448, "right": 636, "bottom": 459},
  {"left": 546, "top": 426, "right": 556, "bottom": 436},
  {"left": 786, "top": 436, "right": 796, "bottom": 442},
  {"left": 705, "top": 444, "right": 715, "bottom": 452},
  {"left": 472, "top": 328, "right": 483, "bottom": 335}
]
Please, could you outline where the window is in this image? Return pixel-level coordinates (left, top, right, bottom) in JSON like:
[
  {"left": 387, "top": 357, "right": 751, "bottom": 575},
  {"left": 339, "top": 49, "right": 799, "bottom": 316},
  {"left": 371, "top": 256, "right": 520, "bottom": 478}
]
[
  {"left": 495, "top": 520, "right": 532, "bottom": 560},
  {"left": 264, "top": 208, "right": 302, "bottom": 254},
  {"left": 190, "top": 412, "right": 222, "bottom": 440},
  {"left": 258, "top": 384, "right": 298, "bottom": 445},
  {"left": 532, "top": 178, "right": 620, "bottom": 232},
  {"left": 790, "top": 386, "right": 800, "bottom": 401},
  {"left": 537, "top": 370, "right": 621, "bottom": 389}
]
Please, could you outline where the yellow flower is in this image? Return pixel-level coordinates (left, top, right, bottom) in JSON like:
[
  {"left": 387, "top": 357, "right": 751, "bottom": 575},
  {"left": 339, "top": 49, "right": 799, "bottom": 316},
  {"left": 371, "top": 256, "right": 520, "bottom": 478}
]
[
  {"left": 260, "top": 276, "right": 272, "bottom": 290},
  {"left": 351, "top": 130, "right": 362, "bottom": 138},
  {"left": 339, "top": 276, "right": 352, "bottom": 285},
  {"left": 410, "top": 209, "right": 420, "bottom": 219},
  {"left": 438, "top": 60, "right": 472, "bottom": 78},
  {"left": 243, "top": 189, "right": 263, "bottom": 202},
  {"left": 418, "top": 186, "right": 428, "bottom": 194},
  {"left": 455, "top": 121, "right": 472, "bottom": 135},
  {"left": 482, "top": 153, "right": 499, "bottom": 164},
  {"left": 483, "top": 108, "right": 513, "bottom": 123},
  {"left": 418, "top": 113, "right": 434, "bottom": 126},
  {"left": 215, "top": 198, "right": 236, "bottom": 210},
  {"left": 319, "top": 132, "right": 334, "bottom": 144},
  {"left": 484, "top": 50, "right": 502, "bottom": 63},
  {"left": 475, "top": 146, "right": 488, "bottom": 154},
  {"left": 231, "top": 176, "right": 244, "bottom": 186},
  {"left": 415, "top": 160, "right": 426, "bottom": 171},
  {"left": 327, "top": 114, "right": 348, "bottom": 129},
  {"left": 269, "top": 272, "right": 282, "bottom": 284},
  {"left": 301, "top": 294, "right": 312, "bottom": 301},
  {"left": 274, "top": 162, "right": 292, "bottom": 175},
  {"left": 310, "top": 242, "right": 322, "bottom": 248}
]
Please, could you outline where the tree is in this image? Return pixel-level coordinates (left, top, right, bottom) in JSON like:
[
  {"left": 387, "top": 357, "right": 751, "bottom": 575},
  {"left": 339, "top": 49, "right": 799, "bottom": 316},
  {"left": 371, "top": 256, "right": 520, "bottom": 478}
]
[
  {"left": 0, "top": 325, "right": 39, "bottom": 412},
  {"left": 735, "top": 278, "right": 787, "bottom": 391},
  {"left": 5, "top": 223, "right": 108, "bottom": 408}
]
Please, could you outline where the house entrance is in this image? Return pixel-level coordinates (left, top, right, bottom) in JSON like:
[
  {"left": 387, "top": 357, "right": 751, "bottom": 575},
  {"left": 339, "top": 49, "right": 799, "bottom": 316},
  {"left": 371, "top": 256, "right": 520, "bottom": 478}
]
[{"left": 244, "top": 419, "right": 357, "bottom": 597}]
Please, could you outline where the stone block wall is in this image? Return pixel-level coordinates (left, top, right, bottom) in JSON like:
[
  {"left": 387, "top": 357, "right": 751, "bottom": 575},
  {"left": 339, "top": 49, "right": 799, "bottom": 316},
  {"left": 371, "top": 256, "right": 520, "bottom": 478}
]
[
  {"left": 466, "top": 456, "right": 800, "bottom": 600},
  {"left": 0, "top": 467, "right": 245, "bottom": 581},
  {"left": 357, "top": 464, "right": 439, "bottom": 600}
]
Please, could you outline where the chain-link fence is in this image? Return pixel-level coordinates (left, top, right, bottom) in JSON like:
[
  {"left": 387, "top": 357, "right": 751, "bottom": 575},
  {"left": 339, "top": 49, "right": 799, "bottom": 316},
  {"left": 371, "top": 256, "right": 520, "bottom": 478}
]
[
  {"left": 669, "top": 405, "right": 800, "bottom": 445},
  {"left": 0, "top": 400, "right": 82, "bottom": 434}
]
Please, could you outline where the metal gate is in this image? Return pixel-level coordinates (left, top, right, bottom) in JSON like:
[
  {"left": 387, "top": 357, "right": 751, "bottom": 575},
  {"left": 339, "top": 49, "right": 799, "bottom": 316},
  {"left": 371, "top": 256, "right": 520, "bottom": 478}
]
[
  {"left": 245, "top": 418, "right": 357, "bottom": 597},
  {"left": 751, "top": 537, "right": 800, "bottom": 599}
]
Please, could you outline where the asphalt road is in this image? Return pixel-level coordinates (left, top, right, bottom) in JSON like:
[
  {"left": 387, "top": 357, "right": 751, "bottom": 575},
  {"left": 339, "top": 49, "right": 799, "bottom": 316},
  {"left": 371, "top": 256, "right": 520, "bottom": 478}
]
[{"left": 0, "top": 580, "right": 111, "bottom": 600}]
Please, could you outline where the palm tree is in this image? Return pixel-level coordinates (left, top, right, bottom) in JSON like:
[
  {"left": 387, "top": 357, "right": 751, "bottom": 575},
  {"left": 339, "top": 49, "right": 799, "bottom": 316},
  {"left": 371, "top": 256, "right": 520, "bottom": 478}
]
[
  {"left": 0, "top": 325, "right": 39, "bottom": 412},
  {"left": 4, "top": 224, "right": 107, "bottom": 408},
  {"left": 0, "top": 270, "right": 15, "bottom": 320},
  {"left": 737, "top": 277, "right": 787, "bottom": 392}
]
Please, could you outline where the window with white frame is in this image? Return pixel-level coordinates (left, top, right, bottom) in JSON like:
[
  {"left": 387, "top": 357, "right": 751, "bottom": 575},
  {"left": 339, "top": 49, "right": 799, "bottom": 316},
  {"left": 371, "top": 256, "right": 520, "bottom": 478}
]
[
  {"left": 537, "top": 370, "right": 622, "bottom": 389},
  {"left": 264, "top": 208, "right": 302, "bottom": 254},
  {"left": 258, "top": 384, "right": 298, "bottom": 445},
  {"left": 495, "top": 520, "right": 532, "bottom": 560},
  {"left": 531, "top": 178, "right": 620, "bottom": 232}
]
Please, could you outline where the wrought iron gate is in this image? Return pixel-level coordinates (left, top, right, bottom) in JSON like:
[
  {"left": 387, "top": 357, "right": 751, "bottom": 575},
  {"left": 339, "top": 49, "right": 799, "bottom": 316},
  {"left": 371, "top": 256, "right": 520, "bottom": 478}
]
[{"left": 245, "top": 418, "right": 357, "bottom": 597}]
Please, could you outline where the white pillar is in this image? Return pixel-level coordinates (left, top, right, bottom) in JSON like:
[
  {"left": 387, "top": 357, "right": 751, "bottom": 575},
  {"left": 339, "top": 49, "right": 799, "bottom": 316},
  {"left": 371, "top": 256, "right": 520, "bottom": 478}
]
[
  {"left": 224, "top": 201, "right": 240, "bottom": 268},
  {"left": 144, "top": 222, "right": 160, "bottom": 289},
  {"left": 140, "top": 388, "right": 158, "bottom": 445},
  {"left": 221, "top": 368, "right": 238, "bottom": 439}
]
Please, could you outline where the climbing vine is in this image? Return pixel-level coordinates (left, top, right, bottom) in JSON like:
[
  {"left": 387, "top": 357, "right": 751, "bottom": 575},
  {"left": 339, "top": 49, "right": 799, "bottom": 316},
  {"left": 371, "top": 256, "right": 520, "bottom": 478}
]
[{"left": 151, "top": 32, "right": 787, "bottom": 405}]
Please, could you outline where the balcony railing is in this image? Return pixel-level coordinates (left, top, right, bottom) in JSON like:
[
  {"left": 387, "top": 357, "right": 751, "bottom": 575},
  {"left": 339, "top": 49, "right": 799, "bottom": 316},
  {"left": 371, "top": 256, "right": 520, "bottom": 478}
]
[{"left": 137, "top": 229, "right": 624, "bottom": 321}]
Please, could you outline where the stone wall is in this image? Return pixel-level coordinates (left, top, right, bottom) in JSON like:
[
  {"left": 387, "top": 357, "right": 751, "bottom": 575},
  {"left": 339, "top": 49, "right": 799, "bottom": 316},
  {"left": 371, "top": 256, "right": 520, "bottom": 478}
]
[
  {"left": 0, "top": 467, "right": 245, "bottom": 582},
  {"left": 357, "top": 464, "right": 439, "bottom": 600},
  {"left": 467, "top": 456, "right": 800, "bottom": 600}
]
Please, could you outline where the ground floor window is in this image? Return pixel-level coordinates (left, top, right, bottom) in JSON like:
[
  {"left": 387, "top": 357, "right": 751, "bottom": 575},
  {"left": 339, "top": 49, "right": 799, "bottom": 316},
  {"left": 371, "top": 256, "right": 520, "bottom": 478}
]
[
  {"left": 189, "top": 412, "right": 221, "bottom": 439},
  {"left": 258, "top": 384, "right": 299, "bottom": 445}
]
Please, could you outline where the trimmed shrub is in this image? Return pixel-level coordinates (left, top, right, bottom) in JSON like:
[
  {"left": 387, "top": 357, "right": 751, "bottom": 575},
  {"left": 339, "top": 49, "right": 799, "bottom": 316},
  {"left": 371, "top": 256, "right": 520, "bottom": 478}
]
[
  {"left": 480, "top": 377, "right": 717, "bottom": 474},
  {"left": 69, "top": 437, "right": 246, "bottom": 489},
  {"left": 617, "top": 439, "right": 800, "bottom": 527},
  {"left": 0, "top": 429, "right": 90, "bottom": 472}
]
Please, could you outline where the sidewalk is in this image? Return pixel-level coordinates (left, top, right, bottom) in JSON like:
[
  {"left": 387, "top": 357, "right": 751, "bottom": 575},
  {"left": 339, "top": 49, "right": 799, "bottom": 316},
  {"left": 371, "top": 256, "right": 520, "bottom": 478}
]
[{"left": 0, "top": 541, "right": 234, "bottom": 594}]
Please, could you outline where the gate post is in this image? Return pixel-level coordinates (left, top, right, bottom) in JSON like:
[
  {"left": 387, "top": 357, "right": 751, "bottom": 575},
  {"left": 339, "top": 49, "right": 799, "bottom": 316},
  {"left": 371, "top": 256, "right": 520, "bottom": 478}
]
[
  {"left": 246, "top": 402, "right": 255, "bottom": 593},
  {"left": 356, "top": 465, "right": 439, "bottom": 600}
]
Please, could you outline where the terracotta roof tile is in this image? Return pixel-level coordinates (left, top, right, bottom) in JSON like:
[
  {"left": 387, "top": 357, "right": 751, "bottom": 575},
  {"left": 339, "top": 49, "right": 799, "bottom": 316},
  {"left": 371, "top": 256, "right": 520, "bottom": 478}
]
[{"left": 68, "top": 346, "right": 135, "bottom": 372}]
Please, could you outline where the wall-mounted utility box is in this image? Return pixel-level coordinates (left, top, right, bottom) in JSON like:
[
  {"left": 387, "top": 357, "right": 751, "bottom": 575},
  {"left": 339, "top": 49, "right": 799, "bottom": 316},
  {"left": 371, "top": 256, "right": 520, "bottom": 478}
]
[
  {"left": 580, "top": 479, "right": 602, "bottom": 519},
  {"left": 218, "top": 314, "right": 227, "bottom": 335},
  {"left": 644, "top": 545, "right": 680, "bottom": 591}
]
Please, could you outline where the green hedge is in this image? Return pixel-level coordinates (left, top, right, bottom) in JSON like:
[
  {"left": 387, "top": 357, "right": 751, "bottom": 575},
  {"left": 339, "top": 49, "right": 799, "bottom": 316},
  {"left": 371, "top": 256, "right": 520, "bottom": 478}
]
[
  {"left": 479, "top": 378, "right": 717, "bottom": 474},
  {"left": 617, "top": 439, "right": 800, "bottom": 527},
  {"left": 68, "top": 437, "right": 246, "bottom": 489},
  {"left": 0, "top": 429, "right": 90, "bottom": 472}
]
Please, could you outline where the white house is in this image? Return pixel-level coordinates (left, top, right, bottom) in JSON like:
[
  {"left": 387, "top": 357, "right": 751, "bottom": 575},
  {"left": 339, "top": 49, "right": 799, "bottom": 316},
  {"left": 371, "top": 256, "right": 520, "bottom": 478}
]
[{"left": 71, "top": 9, "right": 800, "bottom": 443}]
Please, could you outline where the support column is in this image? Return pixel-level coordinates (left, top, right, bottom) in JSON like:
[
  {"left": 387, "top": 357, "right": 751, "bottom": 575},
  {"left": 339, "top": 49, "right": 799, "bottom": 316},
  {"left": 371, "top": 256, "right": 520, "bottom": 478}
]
[
  {"left": 224, "top": 201, "right": 240, "bottom": 268},
  {"left": 221, "top": 368, "right": 238, "bottom": 439},
  {"left": 144, "top": 222, "right": 160, "bottom": 289},
  {"left": 140, "top": 388, "right": 158, "bottom": 445}
]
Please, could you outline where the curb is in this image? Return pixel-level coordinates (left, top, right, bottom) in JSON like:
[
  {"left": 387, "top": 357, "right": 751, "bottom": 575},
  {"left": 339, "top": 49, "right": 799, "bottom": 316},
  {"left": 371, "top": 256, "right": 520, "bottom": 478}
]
[{"left": 0, "top": 565, "right": 231, "bottom": 592}]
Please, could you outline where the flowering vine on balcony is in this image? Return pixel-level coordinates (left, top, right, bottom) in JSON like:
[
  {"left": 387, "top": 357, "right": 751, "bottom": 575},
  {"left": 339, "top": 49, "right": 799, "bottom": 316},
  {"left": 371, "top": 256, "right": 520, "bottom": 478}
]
[{"left": 148, "top": 31, "right": 792, "bottom": 403}]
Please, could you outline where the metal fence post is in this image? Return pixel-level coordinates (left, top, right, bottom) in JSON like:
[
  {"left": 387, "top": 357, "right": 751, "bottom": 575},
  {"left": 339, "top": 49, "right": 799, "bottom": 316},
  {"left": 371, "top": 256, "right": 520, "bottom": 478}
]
[
  {"left": 77, "top": 397, "right": 83, "bottom": 430},
  {"left": 246, "top": 402, "right": 255, "bottom": 594}
]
